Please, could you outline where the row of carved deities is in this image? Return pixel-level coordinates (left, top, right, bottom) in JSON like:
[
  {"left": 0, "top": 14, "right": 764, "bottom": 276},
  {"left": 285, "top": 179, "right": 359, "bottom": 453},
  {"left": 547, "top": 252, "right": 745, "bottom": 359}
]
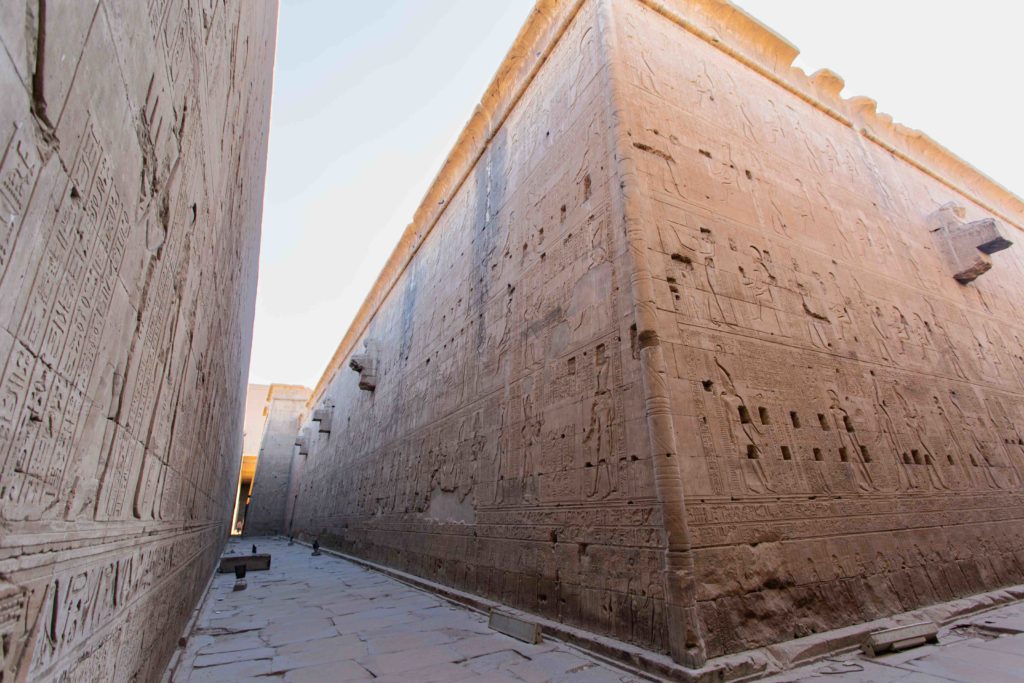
[{"left": 290, "top": 206, "right": 1014, "bottom": 458}]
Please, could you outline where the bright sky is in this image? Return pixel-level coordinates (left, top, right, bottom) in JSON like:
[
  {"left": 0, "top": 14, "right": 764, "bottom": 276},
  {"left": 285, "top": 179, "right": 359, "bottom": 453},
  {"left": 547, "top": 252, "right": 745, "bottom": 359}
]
[{"left": 248, "top": 0, "right": 1024, "bottom": 388}]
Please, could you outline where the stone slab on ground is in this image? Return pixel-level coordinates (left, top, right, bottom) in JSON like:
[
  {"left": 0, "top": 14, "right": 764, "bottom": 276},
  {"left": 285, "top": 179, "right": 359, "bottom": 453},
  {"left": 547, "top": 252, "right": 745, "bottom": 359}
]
[
  {"left": 766, "top": 602, "right": 1024, "bottom": 682},
  {"left": 218, "top": 553, "right": 273, "bottom": 573},
  {"left": 167, "top": 537, "right": 648, "bottom": 682}
]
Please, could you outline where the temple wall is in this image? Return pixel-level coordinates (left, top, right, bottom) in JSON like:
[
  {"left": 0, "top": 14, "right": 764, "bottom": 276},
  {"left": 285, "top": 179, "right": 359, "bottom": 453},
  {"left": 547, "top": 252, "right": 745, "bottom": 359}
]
[
  {"left": 245, "top": 384, "right": 310, "bottom": 536},
  {"left": 610, "top": 0, "right": 1024, "bottom": 658},
  {"left": 248, "top": 0, "right": 1024, "bottom": 665},
  {"left": 0, "top": 1, "right": 277, "bottom": 680},
  {"left": 284, "top": 0, "right": 684, "bottom": 654}
]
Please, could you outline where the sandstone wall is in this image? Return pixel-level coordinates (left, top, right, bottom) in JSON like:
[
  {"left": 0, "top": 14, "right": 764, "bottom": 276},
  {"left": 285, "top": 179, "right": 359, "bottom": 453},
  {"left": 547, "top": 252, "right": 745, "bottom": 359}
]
[
  {"left": 0, "top": 1, "right": 277, "bottom": 681},
  {"left": 279, "top": 0, "right": 1024, "bottom": 667},
  {"left": 609, "top": 0, "right": 1024, "bottom": 660},
  {"left": 245, "top": 384, "right": 310, "bottom": 536},
  {"left": 285, "top": 0, "right": 680, "bottom": 655}
]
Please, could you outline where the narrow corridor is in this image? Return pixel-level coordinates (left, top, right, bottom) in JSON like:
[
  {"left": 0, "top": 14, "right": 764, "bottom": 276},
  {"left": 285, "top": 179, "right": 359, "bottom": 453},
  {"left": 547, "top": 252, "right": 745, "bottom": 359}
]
[{"left": 168, "top": 538, "right": 648, "bottom": 682}]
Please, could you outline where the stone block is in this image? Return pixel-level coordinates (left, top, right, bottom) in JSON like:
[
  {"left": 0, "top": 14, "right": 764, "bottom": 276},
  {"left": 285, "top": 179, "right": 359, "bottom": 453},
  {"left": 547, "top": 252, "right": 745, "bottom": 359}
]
[
  {"left": 488, "top": 609, "right": 542, "bottom": 645},
  {"left": 218, "top": 554, "right": 273, "bottom": 574},
  {"left": 862, "top": 621, "right": 939, "bottom": 656}
]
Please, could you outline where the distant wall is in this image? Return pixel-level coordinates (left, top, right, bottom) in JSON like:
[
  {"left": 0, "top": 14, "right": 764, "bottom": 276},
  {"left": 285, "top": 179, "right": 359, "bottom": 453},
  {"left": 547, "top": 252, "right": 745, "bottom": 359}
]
[
  {"left": 246, "top": 385, "right": 310, "bottom": 536},
  {"left": 242, "top": 384, "right": 272, "bottom": 458},
  {"left": 0, "top": 2, "right": 277, "bottom": 680}
]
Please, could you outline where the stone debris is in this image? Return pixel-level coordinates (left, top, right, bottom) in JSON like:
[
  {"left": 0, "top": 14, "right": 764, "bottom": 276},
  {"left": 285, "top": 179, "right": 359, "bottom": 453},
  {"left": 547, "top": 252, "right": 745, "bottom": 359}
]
[
  {"left": 489, "top": 609, "right": 544, "bottom": 644},
  {"left": 861, "top": 621, "right": 939, "bottom": 657},
  {"left": 766, "top": 602, "right": 1024, "bottom": 682}
]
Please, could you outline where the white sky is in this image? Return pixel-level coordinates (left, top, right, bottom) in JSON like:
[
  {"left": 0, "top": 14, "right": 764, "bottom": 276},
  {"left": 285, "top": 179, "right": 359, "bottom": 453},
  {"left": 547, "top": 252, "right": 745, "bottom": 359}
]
[{"left": 248, "top": 0, "right": 1024, "bottom": 388}]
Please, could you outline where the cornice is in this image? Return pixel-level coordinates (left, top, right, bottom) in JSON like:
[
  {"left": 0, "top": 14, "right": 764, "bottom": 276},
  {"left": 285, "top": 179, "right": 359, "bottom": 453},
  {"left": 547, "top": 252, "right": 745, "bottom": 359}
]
[
  {"left": 309, "top": 0, "right": 1023, "bottom": 406},
  {"left": 309, "top": 0, "right": 588, "bottom": 405},
  {"left": 643, "top": 0, "right": 1024, "bottom": 231}
]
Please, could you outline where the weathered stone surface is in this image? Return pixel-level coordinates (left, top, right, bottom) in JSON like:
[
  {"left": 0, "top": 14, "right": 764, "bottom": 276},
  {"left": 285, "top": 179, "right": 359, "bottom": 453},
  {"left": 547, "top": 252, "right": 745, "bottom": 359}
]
[
  {"left": 255, "top": 0, "right": 1024, "bottom": 670},
  {"left": 245, "top": 384, "right": 311, "bottom": 536},
  {"left": 171, "top": 537, "right": 645, "bottom": 683},
  {"left": 0, "top": 2, "right": 276, "bottom": 681}
]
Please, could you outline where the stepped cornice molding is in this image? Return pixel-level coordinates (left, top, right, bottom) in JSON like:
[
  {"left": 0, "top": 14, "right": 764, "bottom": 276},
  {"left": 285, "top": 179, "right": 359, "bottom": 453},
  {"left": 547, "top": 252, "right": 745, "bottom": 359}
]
[{"left": 311, "top": 0, "right": 1023, "bottom": 405}]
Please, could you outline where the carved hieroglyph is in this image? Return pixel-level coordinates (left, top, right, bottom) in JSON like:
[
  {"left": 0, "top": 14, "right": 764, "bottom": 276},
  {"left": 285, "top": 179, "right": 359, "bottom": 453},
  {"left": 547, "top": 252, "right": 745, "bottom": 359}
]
[
  {"left": 0, "top": 2, "right": 277, "bottom": 681},
  {"left": 253, "top": 0, "right": 1023, "bottom": 668}
]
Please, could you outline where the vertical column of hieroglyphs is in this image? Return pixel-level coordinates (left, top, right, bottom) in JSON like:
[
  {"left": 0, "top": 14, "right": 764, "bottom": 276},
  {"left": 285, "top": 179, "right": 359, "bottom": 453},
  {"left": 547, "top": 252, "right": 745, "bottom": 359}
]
[
  {"left": 283, "top": 0, "right": 679, "bottom": 653},
  {"left": 611, "top": 0, "right": 1024, "bottom": 657},
  {"left": 0, "top": 1, "right": 276, "bottom": 680}
]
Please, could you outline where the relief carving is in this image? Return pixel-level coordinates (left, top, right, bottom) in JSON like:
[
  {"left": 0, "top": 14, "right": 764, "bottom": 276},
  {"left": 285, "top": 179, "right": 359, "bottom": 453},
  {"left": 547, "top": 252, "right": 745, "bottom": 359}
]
[{"left": 261, "top": 0, "right": 1024, "bottom": 670}]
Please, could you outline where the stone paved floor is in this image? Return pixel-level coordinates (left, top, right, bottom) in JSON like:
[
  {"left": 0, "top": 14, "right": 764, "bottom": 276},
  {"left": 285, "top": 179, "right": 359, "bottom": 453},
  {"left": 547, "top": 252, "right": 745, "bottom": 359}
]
[
  {"left": 766, "top": 601, "right": 1024, "bottom": 683},
  {"left": 171, "top": 537, "right": 1024, "bottom": 683},
  {"left": 169, "top": 537, "right": 647, "bottom": 682}
]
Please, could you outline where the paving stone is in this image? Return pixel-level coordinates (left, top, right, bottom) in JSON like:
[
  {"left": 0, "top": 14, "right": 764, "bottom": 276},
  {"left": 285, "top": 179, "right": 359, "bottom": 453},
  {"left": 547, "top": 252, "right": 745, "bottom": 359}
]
[
  {"left": 364, "top": 629, "right": 457, "bottom": 655},
  {"left": 973, "top": 633, "right": 1024, "bottom": 656},
  {"left": 370, "top": 661, "right": 485, "bottom": 683},
  {"left": 357, "top": 643, "right": 463, "bottom": 676},
  {"left": 450, "top": 633, "right": 527, "bottom": 659},
  {"left": 186, "top": 658, "right": 274, "bottom": 683},
  {"left": 554, "top": 664, "right": 646, "bottom": 683},
  {"left": 271, "top": 633, "right": 368, "bottom": 671},
  {"left": 192, "top": 647, "right": 276, "bottom": 669},
  {"left": 282, "top": 659, "right": 374, "bottom": 683},
  {"left": 900, "top": 651, "right": 1024, "bottom": 682},
  {"left": 506, "top": 650, "right": 605, "bottom": 683},
  {"left": 172, "top": 539, "right": 647, "bottom": 682},
  {"left": 331, "top": 609, "right": 414, "bottom": 635},
  {"left": 196, "top": 634, "right": 268, "bottom": 656},
  {"left": 462, "top": 649, "right": 535, "bottom": 676},
  {"left": 262, "top": 618, "right": 340, "bottom": 647}
]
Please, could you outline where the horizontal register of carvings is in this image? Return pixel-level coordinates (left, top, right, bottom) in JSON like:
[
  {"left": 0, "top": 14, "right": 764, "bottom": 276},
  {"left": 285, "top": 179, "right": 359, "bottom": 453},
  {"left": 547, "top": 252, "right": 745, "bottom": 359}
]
[
  {"left": 261, "top": 0, "right": 1024, "bottom": 672},
  {"left": 310, "top": 0, "right": 1024, "bottom": 409}
]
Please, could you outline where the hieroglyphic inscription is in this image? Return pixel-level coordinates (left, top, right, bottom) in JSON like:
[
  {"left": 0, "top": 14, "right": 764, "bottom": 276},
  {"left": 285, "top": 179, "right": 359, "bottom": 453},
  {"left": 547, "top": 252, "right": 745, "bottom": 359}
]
[
  {"left": 1, "top": 1, "right": 276, "bottom": 680},
  {"left": 616, "top": 0, "right": 1024, "bottom": 659},
  {"left": 275, "top": 2, "right": 675, "bottom": 656}
]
